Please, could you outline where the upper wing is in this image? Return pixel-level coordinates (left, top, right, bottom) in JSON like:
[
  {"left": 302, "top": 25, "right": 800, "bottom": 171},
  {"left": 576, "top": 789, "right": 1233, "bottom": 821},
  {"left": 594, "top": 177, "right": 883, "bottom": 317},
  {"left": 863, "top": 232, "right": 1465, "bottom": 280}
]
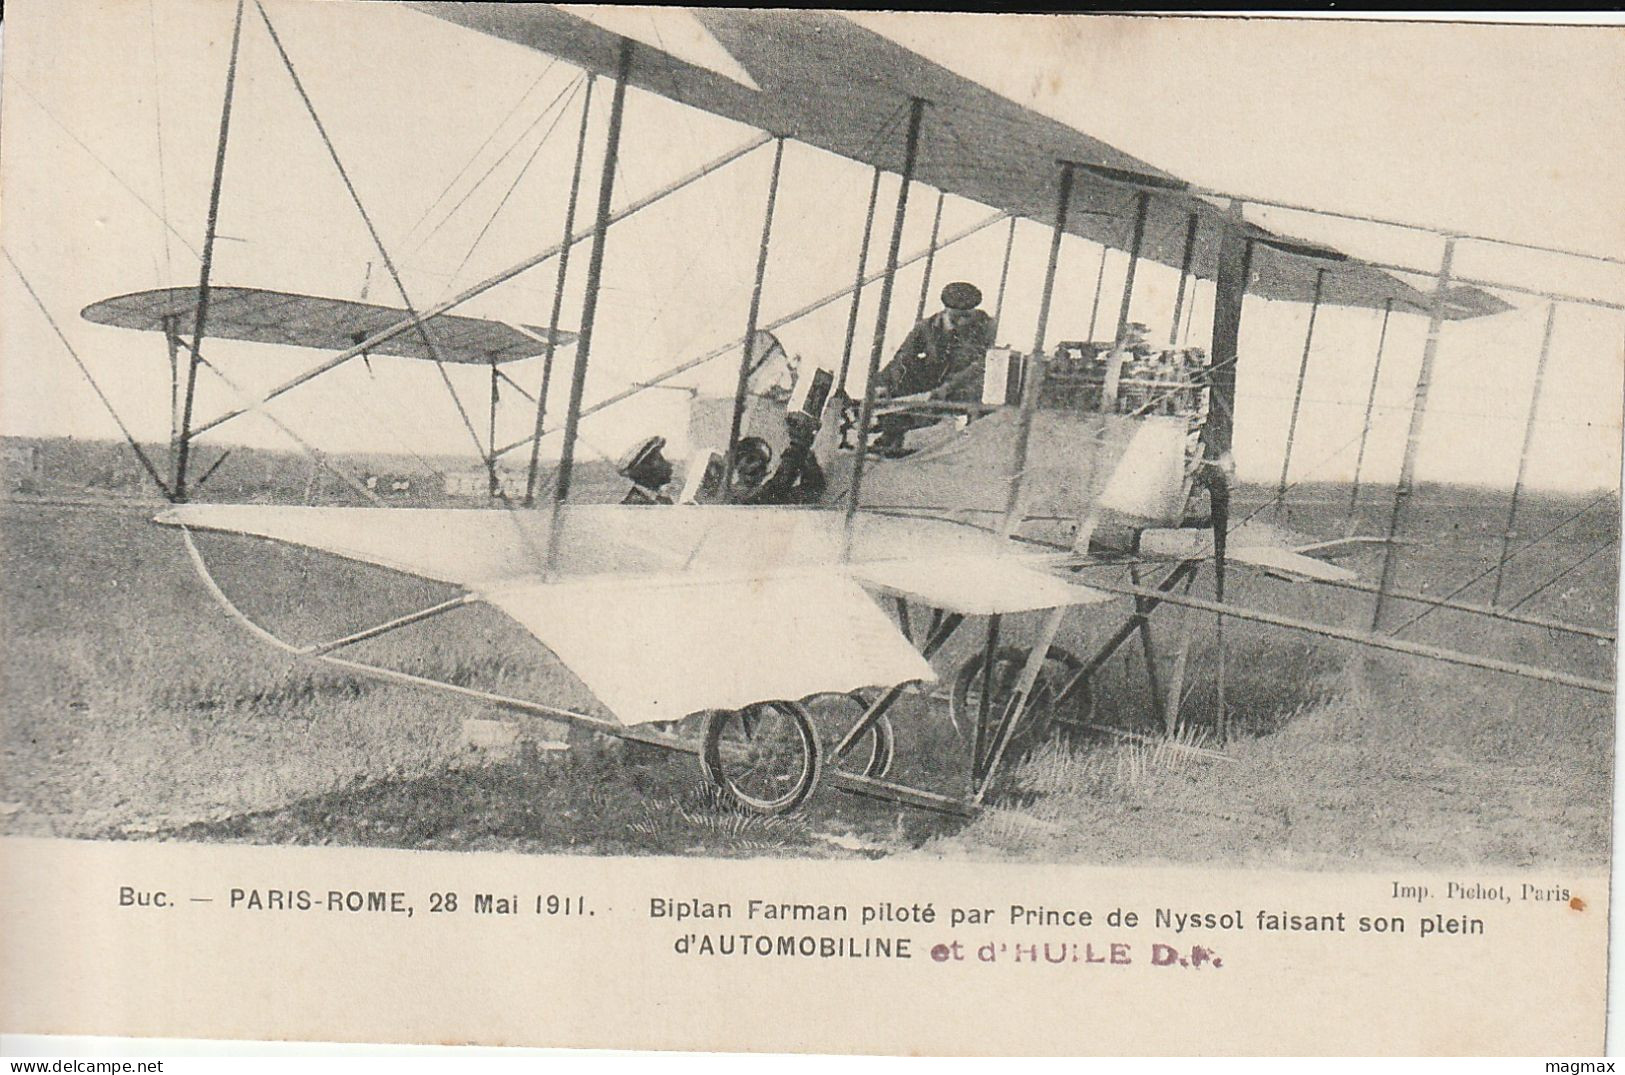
[
  {"left": 410, "top": 5, "right": 1507, "bottom": 320},
  {"left": 83, "top": 286, "right": 575, "bottom": 365}
]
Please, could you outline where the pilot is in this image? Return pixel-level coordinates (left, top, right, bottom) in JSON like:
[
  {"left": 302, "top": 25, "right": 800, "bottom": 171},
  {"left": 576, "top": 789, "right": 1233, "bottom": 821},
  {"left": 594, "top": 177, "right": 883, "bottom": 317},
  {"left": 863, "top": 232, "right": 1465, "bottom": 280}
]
[
  {"left": 872, "top": 281, "right": 995, "bottom": 450},
  {"left": 740, "top": 412, "right": 826, "bottom": 506},
  {"left": 725, "top": 437, "right": 773, "bottom": 502},
  {"left": 617, "top": 435, "right": 675, "bottom": 505}
]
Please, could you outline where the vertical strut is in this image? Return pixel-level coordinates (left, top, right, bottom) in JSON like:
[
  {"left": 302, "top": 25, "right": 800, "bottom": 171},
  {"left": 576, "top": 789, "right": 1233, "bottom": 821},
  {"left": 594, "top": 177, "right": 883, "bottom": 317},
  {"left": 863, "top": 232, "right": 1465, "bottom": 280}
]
[
  {"left": 487, "top": 356, "right": 500, "bottom": 496},
  {"left": 1114, "top": 189, "right": 1151, "bottom": 341},
  {"left": 844, "top": 95, "right": 927, "bottom": 554},
  {"left": 1000, "top": 160, "right": 1076, "bottom": 540},
  {"left": 836, "top": 165, "right": 884, "bottom": 394},
  {"left": 1346, "top": 298, "right": 1394, "bottom": 533},
  {"left": 1275, "top": 266, "right": 1326, "bottom": 522},
  {"left": 163, "top": 316, "right": 182, "bottom": 460},
  {"left": 1168, "top": 210, "right": 1200, "bottom": 346},
  {"left": 721, "top": 136, "right": 787, "bottom": 497},
  {"left": 913, "top": 189, "right": 947, "bottom": 324},
  {"left": 1130, "top": 564, "right": 1166, "bottom": 731},
  {"left": 1086, "top": 244, "right": 1109, "bottom": 342},
  {"left": 991, "top": 215, "right": 1018, "bottom": 331},
  {"left": 524, "top": 73, "right": 596, "bottom": 507},
  {"left": 1201, "top": 203, "right": 1253, "bottom": 464},
  {"left": 173, "top": 0, "right": 246, "bottom": 502},
  {"left": 552, "top": 38, "right": 633, "bottom": 565},
  {"left": 972, "top": 614, "right": 1002, "bottom": 783},
  {"left": 1373, "top": 237, "right": 1456, "bottom": 630},
  {"left": 1493, "top": 302, "right": 1559, "bottom": 605}
]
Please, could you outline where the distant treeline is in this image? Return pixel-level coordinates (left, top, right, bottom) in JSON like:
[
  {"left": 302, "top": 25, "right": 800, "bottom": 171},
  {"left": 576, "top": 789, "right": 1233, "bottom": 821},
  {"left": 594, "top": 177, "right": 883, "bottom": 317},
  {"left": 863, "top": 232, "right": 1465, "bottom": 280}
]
[{"left": 0, "top": 436, "right": 624, "bottom": 505}]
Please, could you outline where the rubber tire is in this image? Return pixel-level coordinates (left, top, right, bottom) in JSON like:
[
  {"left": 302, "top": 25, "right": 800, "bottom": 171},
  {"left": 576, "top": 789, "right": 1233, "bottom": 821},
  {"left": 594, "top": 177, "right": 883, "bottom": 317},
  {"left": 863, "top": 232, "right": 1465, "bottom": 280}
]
[
  {"left": 947, "top": 646, "right": 1090, "bottom": 755},
  {"left": 701, "top": 701, "right": 823, "bottom": 815},
  {"left": 804, "top": 691, "right": 895, "bottom": 779}
]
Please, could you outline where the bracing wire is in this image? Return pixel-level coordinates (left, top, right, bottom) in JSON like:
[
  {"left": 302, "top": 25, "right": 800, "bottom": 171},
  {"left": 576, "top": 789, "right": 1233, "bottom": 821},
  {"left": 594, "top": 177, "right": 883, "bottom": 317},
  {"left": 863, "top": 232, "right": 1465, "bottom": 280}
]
[
  {"left": 1387, "top": 489, "right": 1616, "bottom": 635},
  {"left": 445, "top": 75, "right": 585, "bottom": 288},
  {"left": 253, "top": 0, "right": 491, "bottom": 478},
  {"left": 4, "top": 251, "right": 174, "bottom": 500},
  {"left": 400, "top": 57, "right": 559, "bottom": 253}
]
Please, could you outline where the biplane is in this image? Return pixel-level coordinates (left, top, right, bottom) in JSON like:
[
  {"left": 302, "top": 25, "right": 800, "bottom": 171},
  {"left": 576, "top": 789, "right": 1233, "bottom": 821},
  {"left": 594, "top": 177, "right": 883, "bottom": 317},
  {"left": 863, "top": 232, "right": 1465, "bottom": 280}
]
[{"left": 11, "top": 5, "right": 1618, "bottom": 818}]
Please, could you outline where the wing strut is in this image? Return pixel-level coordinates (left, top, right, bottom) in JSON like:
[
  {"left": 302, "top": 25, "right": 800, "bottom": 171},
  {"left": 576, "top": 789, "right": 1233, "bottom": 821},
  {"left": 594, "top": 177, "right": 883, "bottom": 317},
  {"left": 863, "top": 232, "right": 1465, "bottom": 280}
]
[
  {"left": 721, "top": 137, "right": 787, "bottom": 495},
  {"left": 991, "top": 215, "right": 1018, "bottom": 331},
  {"left": 999, "top": 160, "right": 1076, "bottom": 539},
  {"left": 173, "top": 0, "right": 246, "bottom": 502},
  {"left": 549, "top": 36, "right": 634, "bottom": 568},
  {"left": 844, "top": 95, "right": 927, "bottom": 556},
  {"left": 1112, "top": 189, "right": 1150, "bottom": 342},
  {"left": 1345, "top": 298, "right": 1395, "bottom": 534},
  {"left": 1372, "top": 238, "right": 1456, "bottom": 630},
  {"left": 1168, "top": 210, "right": 1200, "bottom": 346},
  {"left": 836, "top": 165, "right": 885, "bottom": 395},
  {"left": 523, "top": 74, "right": 597, "bottom": 507},
  {"left": 1491, "top": 302, "right": 1559, "bottom": 605},
  {"left": 1276, "top": 265, "right": 1327, "bottom": 522}
]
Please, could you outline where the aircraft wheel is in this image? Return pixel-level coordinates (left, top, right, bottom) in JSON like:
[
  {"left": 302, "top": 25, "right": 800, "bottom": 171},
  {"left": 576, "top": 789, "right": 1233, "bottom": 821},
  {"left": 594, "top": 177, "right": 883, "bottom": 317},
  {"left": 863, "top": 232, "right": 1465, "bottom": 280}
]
[
  {"left": 948, "top": 646, "right": 1090, "bottom": 755},
  {"left": 804, "top": 691, "right": 895, "bottom": 779},
  {"left": 701, "top": 701, "right": 823, "bottom": 815}
]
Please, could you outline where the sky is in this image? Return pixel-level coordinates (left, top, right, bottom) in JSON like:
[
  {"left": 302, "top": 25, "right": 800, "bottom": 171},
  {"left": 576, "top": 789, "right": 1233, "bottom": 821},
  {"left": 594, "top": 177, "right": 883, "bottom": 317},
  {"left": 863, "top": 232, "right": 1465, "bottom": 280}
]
[{"left": 1, "top": 4, "right": 1622, "bottom": 492}]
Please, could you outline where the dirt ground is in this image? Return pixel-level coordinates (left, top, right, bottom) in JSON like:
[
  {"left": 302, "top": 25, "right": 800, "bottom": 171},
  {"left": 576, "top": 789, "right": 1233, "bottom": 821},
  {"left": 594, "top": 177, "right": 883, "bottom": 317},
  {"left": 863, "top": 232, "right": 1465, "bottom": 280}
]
[{"left": 0, "top": 484, "right": 1615, "bottom": 867}]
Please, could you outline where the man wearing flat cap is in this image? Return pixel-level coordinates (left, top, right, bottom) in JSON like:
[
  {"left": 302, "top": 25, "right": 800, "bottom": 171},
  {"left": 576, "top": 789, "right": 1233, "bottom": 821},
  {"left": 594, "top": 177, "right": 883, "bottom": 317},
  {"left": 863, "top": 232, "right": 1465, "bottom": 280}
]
[
  {"left": 871, "top": 281, "right": 995, "bottom": 450},
  {"left": 617, "top": 434, "right": 675, "bottom": 505}
]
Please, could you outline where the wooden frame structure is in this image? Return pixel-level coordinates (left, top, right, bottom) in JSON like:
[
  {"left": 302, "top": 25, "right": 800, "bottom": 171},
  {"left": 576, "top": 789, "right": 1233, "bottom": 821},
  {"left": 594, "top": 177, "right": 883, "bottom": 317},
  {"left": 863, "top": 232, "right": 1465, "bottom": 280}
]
[{"left": 8, "top": 6, "right": 1620, "bottom": 818}]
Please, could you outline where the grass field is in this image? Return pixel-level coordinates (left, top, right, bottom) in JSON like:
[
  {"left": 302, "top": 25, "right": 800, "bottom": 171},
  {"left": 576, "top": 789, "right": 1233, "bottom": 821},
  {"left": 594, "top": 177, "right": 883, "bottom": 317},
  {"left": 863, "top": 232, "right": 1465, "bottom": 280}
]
[{"left": 0, "top": 477, "right": 1616, "bottom": 867}]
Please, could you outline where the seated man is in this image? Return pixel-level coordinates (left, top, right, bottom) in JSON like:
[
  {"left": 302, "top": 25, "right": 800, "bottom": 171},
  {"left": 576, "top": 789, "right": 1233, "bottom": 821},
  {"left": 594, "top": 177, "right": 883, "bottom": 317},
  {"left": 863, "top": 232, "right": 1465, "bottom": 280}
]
[
  {"left": 871, "top": 281, "right": 995, "bottom": 451},
  {"left": 616, "top": 435, "right": 674, "bottom": 505},
  {"left": 690, "top": 437, "right": 772, "bottom": 504},
  {"left": 740, "top": 412, "right": 825, "bottom": 506}
]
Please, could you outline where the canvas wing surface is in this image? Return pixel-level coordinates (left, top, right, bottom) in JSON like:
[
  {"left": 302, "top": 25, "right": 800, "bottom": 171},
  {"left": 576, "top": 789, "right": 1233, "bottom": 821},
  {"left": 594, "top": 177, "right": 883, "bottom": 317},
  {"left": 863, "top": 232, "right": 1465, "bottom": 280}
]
[
  {"left": 411, "top": 5, "right": 1508, "bottom": 319},
  {"left": 486, "top": 572, "right": 934, "bottom": 725},
  {"left": 853, "top": 555, "right": 1110, "bottom": 615},
  {"left": 83, "top": 286, "right": 574, "bottom": 364}
]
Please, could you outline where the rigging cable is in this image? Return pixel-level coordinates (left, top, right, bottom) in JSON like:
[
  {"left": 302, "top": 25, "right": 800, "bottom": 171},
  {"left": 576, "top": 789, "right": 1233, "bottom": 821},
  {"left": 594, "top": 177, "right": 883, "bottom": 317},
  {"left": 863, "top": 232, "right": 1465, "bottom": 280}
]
[
  {"left": 254, "top": 0, "right": 492, "bottom": 478},
  {"left": 147, "top": 0, "right": 175, "bottom": 285},
  {"left": 10, "top": 79, "right": 201, "bottom": 260},
  {"left": 1505, "top": 539, "right": 1619, "bottom": 615},
  {"left": 400, "top": 57, "right": 558, "bottom": 253},
  {"left": 4, "top": 251, "right": 174, "bottom": 500},
  {"left": 445, "top": 75, "right": 586, "bottom": 288},
  {"left": 1385, "top": 489, "right": 1617, "bottom": 636}
]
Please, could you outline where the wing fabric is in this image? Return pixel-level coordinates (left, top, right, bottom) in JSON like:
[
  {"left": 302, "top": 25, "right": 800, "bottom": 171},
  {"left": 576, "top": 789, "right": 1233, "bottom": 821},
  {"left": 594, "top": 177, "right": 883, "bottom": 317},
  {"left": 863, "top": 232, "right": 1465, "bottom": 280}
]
[
  {"left": 1228, "top": 545, "right": 1357, "bottom": 583},
  {"left": 852, "top": 556, "right": 1111, "bottom": 614},
  {"left": 485, "top": 572, "right": 935, "bottom": 725},
  {"left": 411, "top": 4, "right": 1509, "bottom": 319},
  {"left": 83, "top": 286, "right": 574, "bottom": 364},
  {"left": 1138, "top": 527, "right": 1357, "bottom": 583}
]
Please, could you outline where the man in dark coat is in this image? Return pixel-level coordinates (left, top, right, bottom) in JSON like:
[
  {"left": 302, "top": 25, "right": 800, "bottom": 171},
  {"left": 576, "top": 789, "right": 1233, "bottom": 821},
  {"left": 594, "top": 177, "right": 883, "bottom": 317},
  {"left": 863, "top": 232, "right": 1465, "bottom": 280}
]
[
  {"left": 617, "top": 435, "right": 674, "bottom": 505},
  {"left": 741, "top": 412, "right": 825, "bottom": 506},
  {"left": 872, "top": 281, "right": 994, "bottom": 450}
]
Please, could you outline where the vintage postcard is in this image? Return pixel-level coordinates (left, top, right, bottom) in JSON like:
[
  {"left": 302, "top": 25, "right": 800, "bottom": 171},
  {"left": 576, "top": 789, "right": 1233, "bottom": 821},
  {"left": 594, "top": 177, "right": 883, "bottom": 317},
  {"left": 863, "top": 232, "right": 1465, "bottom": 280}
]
[{"left": 0, "top": 3, "right": 1620, "bottom": 1057}]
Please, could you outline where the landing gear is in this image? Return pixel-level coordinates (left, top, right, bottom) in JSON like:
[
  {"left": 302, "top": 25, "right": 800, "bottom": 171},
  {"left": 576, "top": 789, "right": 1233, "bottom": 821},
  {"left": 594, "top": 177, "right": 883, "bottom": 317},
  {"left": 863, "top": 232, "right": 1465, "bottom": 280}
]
[
  {"left": 947, "top": 645, "right": 1092, "bottom": 758},
  {"left": 700, "top": 701, "right": 822, "bottom": 814},
  {"left": 804, "top": 691, "right": 895, "bottom": 779}
]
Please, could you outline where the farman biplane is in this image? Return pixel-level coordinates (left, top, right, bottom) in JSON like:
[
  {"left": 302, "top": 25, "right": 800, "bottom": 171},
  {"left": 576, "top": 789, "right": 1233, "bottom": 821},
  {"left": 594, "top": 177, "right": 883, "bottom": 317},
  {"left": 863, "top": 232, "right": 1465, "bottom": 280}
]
[{"left": 17, "top": 5, "right": 1617, "bottom": 817}]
